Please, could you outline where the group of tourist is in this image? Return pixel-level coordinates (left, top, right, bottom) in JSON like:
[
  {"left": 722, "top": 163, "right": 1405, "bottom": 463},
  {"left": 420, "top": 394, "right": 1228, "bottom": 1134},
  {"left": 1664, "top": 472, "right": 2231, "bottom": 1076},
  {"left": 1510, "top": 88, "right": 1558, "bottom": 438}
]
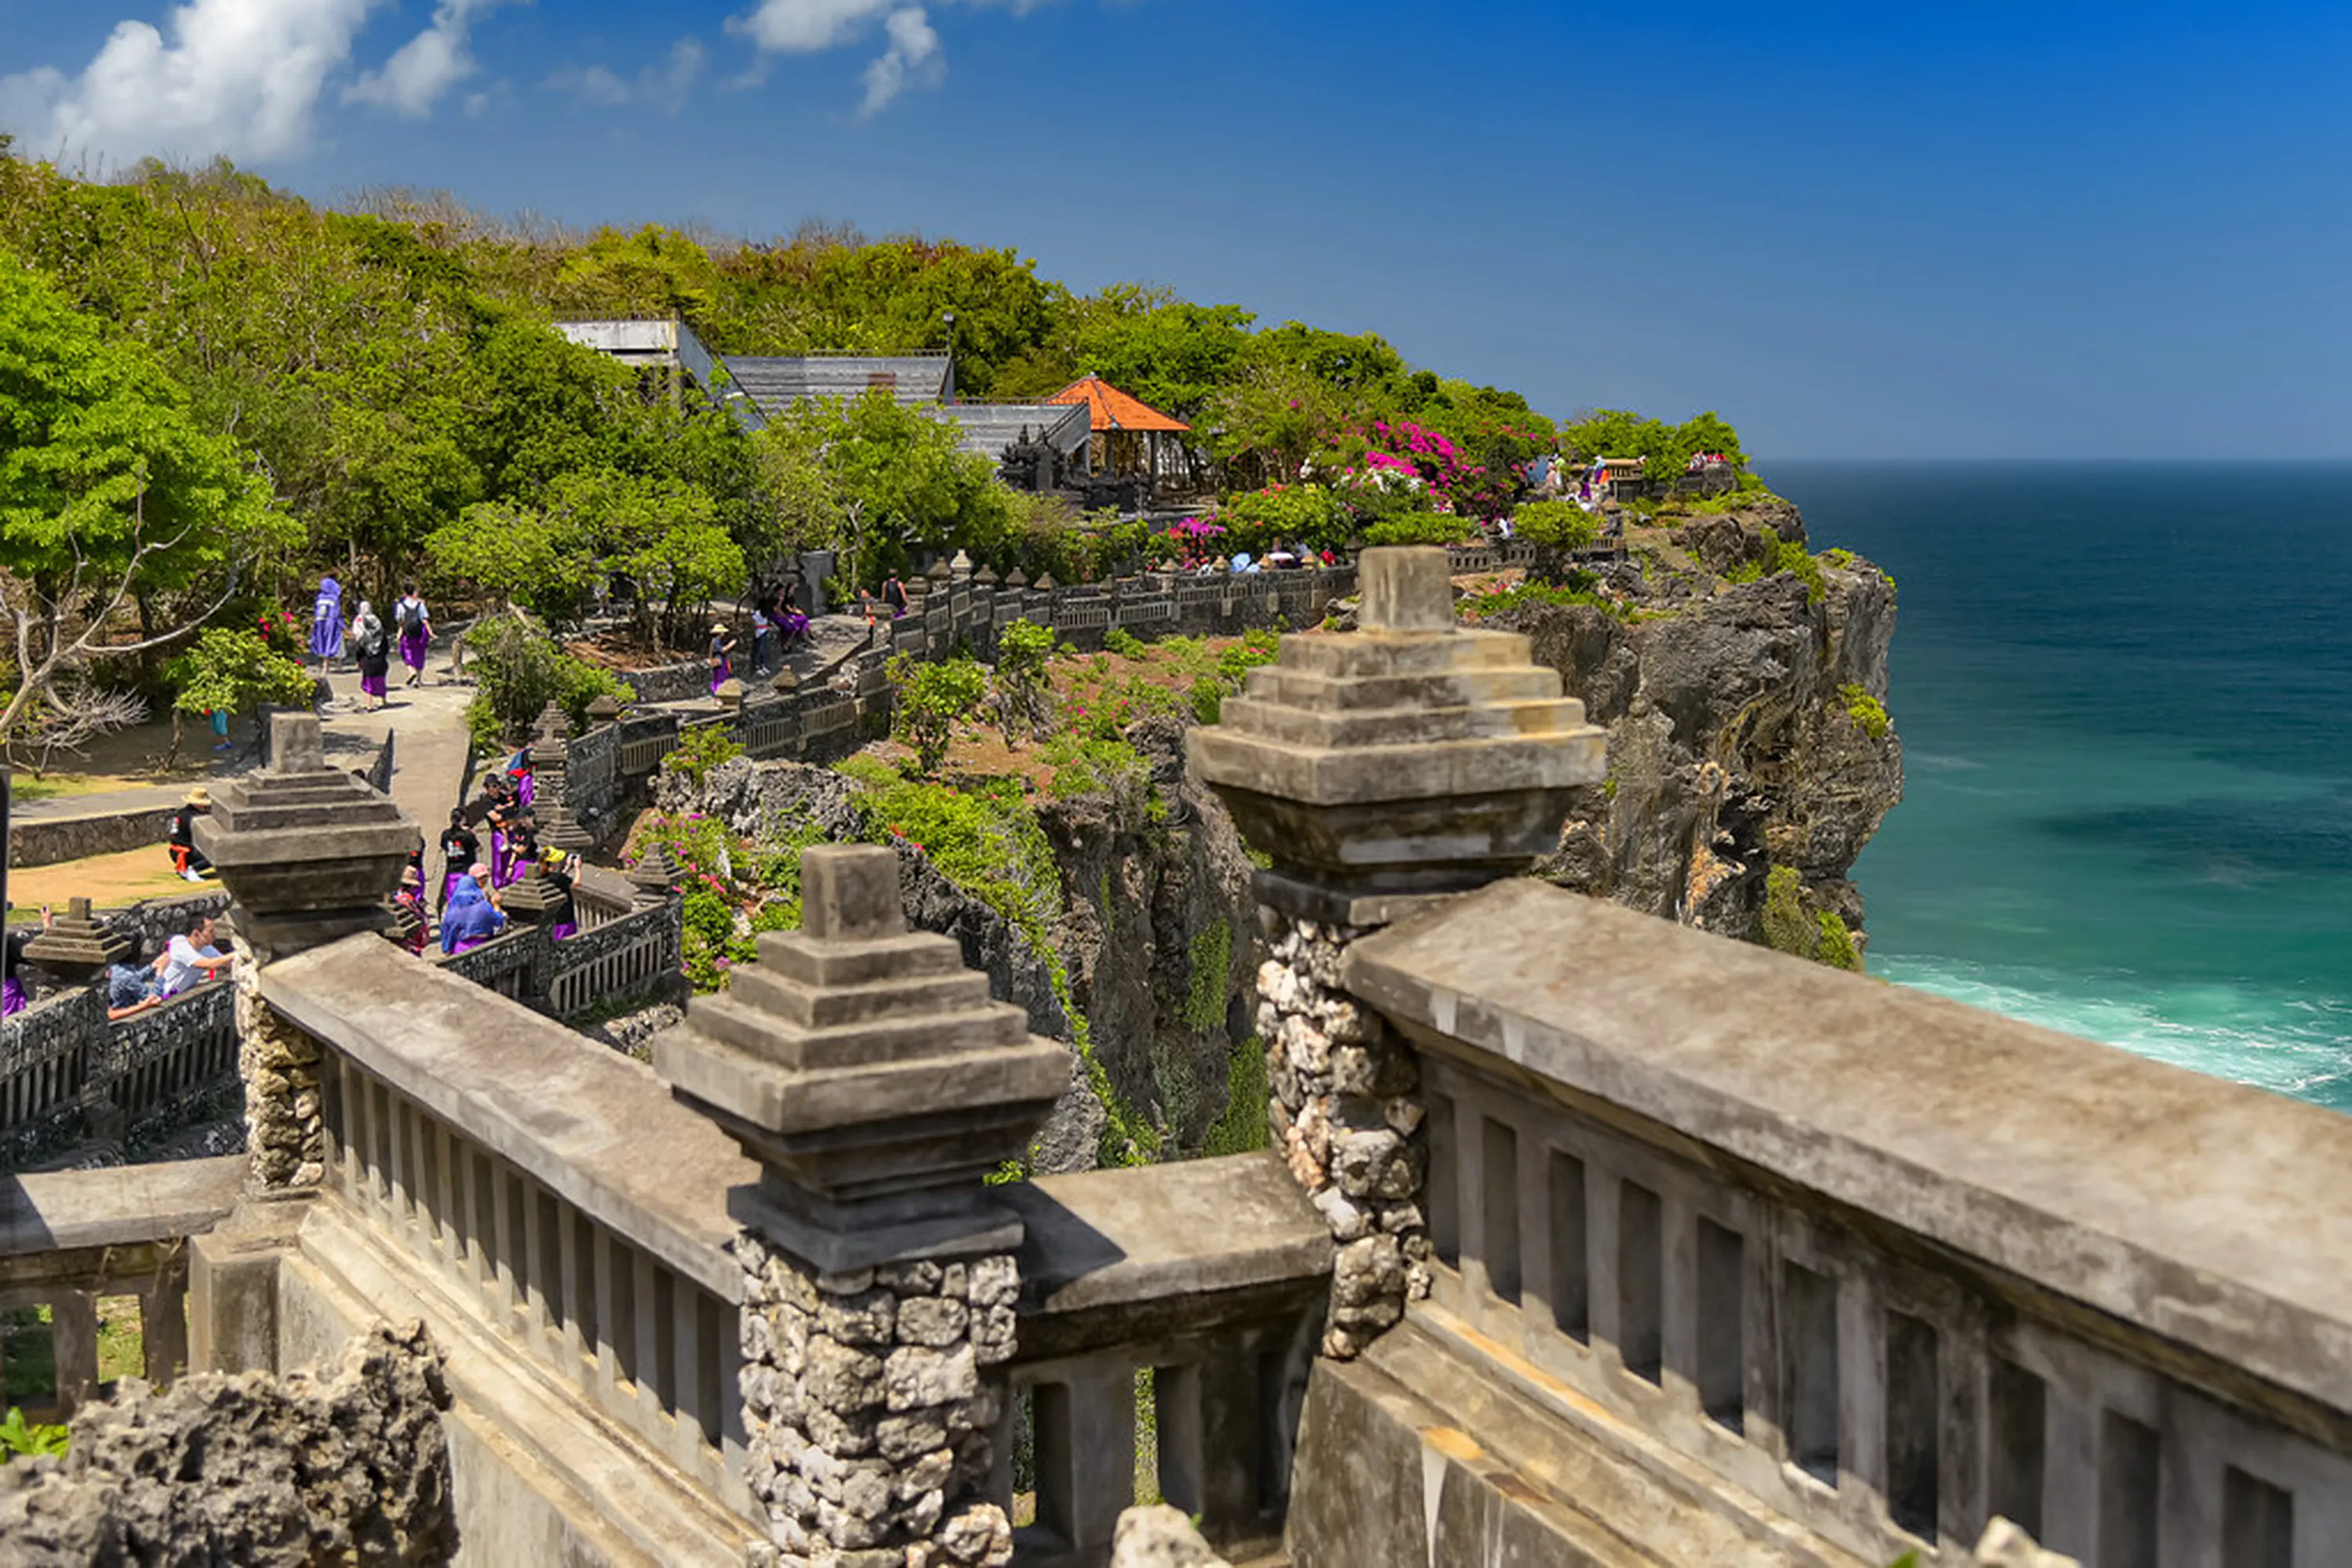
[
  {"left": 397, "top": 748, "right": 579, "bottom": 958},
  {"left": 709, "top": 578, "right": 813, "bottom": 695},
  {"left": 310, "top": 577, "right": 434, "bottom": 704}
]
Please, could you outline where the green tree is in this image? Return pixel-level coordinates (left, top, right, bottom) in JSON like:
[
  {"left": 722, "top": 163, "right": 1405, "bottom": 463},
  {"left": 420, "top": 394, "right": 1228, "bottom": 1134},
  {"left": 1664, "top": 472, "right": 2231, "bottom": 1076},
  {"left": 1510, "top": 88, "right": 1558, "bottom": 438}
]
[{"left": 0, "top": 249, "right": 294, "bottom": 742}]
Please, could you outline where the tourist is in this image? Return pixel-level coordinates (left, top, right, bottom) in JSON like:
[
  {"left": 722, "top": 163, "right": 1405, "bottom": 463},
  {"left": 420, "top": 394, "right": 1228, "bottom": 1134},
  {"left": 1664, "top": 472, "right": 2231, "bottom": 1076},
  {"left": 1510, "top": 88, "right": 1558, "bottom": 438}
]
[
  {"left": 709, "top": 621, "right": 738, "bottom": 695},
  {"left": 881, "top": 573, "right": 909, "bottom": 619},
  {"left": 393, "top": 866, "right": 432, "bottom": 956},
  {"left": 1265, "top": 539, "right": 1299, "bottom": 570},
  {"left": 169, "top": 787, "right": 212, "bottom": 882},
  {"left": 5, "top": 906, "right": 49, "bottom": 1017},
  {"left": 539, "top": 846, "right": 579, "bottom": 940},
  {"left": 105, "top": 959, "right": 160, "bottom": 1020},
  {"left": 349, "top": 598, "right": 389, "bottom": 712},
  {"left": 394, "top": 584, "right": 431, "bottom": 687},
  {"left": 499, "top": 809, "right": 539, "bottom": 890},
  {"left": 504, "top": 742, "right": 535, "bottom": 809},
  {"left": 439, "top": 872, "right": 506, "bottom": 955},
  {"left": 437, "top": 809, "right": 479, "bottom": 912},
  {"left": 309, "top": 576, "right": 343, "bottom": 667},
  {"left": 158, "top": 914, "right": 233, "bottom": 999}
]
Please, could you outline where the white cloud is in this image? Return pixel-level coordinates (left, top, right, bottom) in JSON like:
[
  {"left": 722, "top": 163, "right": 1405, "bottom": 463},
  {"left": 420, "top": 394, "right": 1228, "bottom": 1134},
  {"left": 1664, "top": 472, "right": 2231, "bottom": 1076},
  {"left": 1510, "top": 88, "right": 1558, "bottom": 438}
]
[
  {"left": 547, "top": 38, "right": 707, "bottom": 114},
  {"left": 858, "top": 9, "right": 941, "bottom": 116},
  {"left": 0, "top": 0, "right": 378, "bottom": 167},
  {"left": 726, "top": 0, "right": 1048, "bottom": 113},
  {"left": 345, "top": 0, "right": 510, "bottom": 118}
]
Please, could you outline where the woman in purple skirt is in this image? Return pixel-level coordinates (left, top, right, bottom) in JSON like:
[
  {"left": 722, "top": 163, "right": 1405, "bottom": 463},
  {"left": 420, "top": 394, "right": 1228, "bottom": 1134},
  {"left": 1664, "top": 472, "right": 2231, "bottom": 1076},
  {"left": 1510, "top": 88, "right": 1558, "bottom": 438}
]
[
  {"left": 350, "top": 599, "right": 389, "bottom": 711},
  {"left": 394, "top": 583, "right": 431, "bottom": 686}
]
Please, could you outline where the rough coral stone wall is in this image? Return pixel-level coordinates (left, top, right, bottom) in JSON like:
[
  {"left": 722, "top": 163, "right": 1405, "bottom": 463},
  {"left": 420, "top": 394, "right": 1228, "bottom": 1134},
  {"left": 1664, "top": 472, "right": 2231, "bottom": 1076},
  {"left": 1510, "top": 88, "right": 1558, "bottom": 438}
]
[
  {"left": 1257, "top": 910, "right": 1430, "bottom": 1359},
  {"left": 235, "top": 953, "right": 325, "bottom": 1189},
  {"left": 0, "top": 1319, "right": 455, "bottom": 1566},
  {"left": 737, "top": 1230, "right": 1018, "bottom": 1568}
]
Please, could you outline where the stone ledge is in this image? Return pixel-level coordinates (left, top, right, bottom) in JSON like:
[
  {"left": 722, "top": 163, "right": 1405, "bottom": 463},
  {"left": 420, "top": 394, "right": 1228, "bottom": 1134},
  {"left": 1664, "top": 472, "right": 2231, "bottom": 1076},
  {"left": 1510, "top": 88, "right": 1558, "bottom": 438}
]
[
  {"left": 262, "top": 935, "right": 753, "bottom": 1301},
  {"left": 0, "top": 1155, "right": 244, "bottom": 1258},
  {"left": 1343, "top": 877, "right": 2352, "bottom": 1423}
]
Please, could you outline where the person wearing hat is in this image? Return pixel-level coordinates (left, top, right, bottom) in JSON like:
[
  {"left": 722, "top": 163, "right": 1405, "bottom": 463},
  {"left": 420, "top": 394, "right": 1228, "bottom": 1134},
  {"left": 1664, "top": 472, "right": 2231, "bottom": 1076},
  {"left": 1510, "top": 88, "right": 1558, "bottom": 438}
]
[
  {"left": 709, "top": 620, "right": 738, "bottom": 695},
  {"left": 169, "top": 787, "right": 213, "bottom": 882}
]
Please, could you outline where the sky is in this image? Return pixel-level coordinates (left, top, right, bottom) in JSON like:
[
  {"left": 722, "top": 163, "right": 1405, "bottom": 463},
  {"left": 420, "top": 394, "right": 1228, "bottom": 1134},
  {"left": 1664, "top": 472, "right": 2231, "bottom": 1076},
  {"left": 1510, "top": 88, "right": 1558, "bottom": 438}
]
[{"left": 2, "top": 0, "right": 2350, "bottom": 459}]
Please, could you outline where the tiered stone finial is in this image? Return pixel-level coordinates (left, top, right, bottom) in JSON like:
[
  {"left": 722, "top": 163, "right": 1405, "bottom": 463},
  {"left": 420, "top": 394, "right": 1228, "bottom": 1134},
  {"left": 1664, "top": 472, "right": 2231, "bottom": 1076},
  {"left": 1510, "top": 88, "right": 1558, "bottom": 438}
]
[
  {"left": 22, "top": 898, "right": 129, "bottom": 984},
  {"left": 192, "top": 713, "right": 421, "bottom": 961},
  {"left": 1188, "top": 546, "right": 1603, "bottom": 924},
  {"left": 1033, "top": 572, "right": 1056, "bottom": 591},
  {"left": 629, "top": 844, "right": 683, "bottom": 909},
  {"left": 654, "top": 844, "right": 1067, "bottom": 1272},
  {"left": 975, "top": 564, "right": 1000, "bottom": 588},
  {"left": 714, "top": 677, "right": 745, "bottom": 712},
  {"left": 531, "top": 701, "right": 571, "bottom": 745},
  {"left": 585, "top": 693, "right": 623, "bottom": 727},
  {"left": 1004, "top": 568, "right": 1028, "bottom": 590},
  {"left": 926, "top": 558, "right": 954, "bottom": 587},
  {"left": 499, "top": 862, "right": 562, "bottom": 926},
  {"left": 949, "top": 548, "right": 973, "bottom": 579},
  {"left": 768, "top": 667, "right": 798, "bottom": 696}
]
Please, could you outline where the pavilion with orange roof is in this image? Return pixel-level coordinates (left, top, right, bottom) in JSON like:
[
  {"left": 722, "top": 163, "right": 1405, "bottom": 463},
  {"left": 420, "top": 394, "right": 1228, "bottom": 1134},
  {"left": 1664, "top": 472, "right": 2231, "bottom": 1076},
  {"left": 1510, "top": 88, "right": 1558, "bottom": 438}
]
[{"left": 1047, "top": 375, "right": 1195, "bottom": 487}]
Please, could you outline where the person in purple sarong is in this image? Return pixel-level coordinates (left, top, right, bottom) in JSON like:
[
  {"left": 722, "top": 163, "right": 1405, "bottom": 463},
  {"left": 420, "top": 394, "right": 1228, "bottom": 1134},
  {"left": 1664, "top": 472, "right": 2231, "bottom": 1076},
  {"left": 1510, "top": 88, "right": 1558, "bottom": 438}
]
[
  {"left": 506, "top": 744, "right": 534, "bottom": 809},
  {"left": 709, "top": 621, "right": 738, "bottom": 695},
  {"left": 437, "top": 810, "right": 479, "bottom": 912},
  {"left": 393, "top": 583, "right": 431, "bottom": 686},
  {"left": 439, "top": 872, "right": 505, "bottom": 955},
  {"left": 539, "top": 847, "right": 579, "bottom": 942},
  {"left": 350, "top": 599, "right": 389, "bottom": 711},
  {"left": 309, "top": 577, "right": 344, "bottom": 666},
  {"left": 498, "top": 811, "right": 539, "bottom": 889}
]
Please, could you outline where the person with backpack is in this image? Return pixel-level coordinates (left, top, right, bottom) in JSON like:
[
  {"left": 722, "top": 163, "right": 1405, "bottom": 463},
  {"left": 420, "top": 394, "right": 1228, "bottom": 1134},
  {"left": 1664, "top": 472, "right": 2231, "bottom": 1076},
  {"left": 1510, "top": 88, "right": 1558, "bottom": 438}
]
[
  {"left": 350, "top": 598, "right": 390, "bottom": 711},
  {"left": 394, "top": 584, "right": 431, "bottom": 687}
]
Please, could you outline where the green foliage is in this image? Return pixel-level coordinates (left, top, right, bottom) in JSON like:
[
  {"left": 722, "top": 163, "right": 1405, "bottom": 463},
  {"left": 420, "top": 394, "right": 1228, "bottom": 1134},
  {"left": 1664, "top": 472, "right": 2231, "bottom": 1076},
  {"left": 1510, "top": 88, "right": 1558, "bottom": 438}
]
[
  {"left": 634, "top": 811, "right": 822, "bottom": 992},
  {"left": 1211, "top": 484, "right": 1350, "bottom": 557},
  {"left": 665, "top": 722, "right": 746, "bottom": 786},
  {"left": 1102, "top": 627, "right": 1146, "bottom": 659},
  {"left": 991, "top": 618, "right": 1055, "bottom": 746},
  {"left": 888, "top": 653, "right": 986, "bottom": 775},
  {"left": 1183, "top": 920, "right": 1232, "bottom": 1032},
  {"left": 1459, "top": 574, "right": 1624, "bottom": 621},
  {"left": 1840, "top": 683, "right": 1892, "bottom": 739},
  {"left": 1189, "top": 676, "right": 1228, "bottom": 725},
  {"left": 1361, "top": 511, "right": 1475, "bottom": 548},
  {"left": 1201, "top": 1037, "right": 1271, "bottom": 1158},
  {"left": 753, "top": 391, "right": 1014, "bottom": 590},
  {"left": 166, "top": 625, "right": 316, "bottom": 717},
  {"left": 462, "top": 612, "right": 635, "bottom": 750},
  {"left": 1759, "top": 865, "right": 1864, "bottom": 971},
  {"left": 1560, "top": 407, "right": 1748, "bottom": 477},
  {"left": 1511, "top": 499, "right": 1602, "bottom": 550},
  {"left": 1039, "top": 734, "right": 1156, "bottom": 822},
  {"left": 0, "top": 1406, "right": 67, "bottom": 1461},
  {"left": 1724, "top": 528, "right": 1826, "bottom": 604}
]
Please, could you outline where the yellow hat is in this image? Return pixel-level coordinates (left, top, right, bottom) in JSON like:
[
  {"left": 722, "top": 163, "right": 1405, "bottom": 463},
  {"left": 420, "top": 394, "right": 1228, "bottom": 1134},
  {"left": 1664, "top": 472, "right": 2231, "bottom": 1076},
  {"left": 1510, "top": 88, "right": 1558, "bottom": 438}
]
[
  {"left": 183, "top": 786, "right": 212, "bottom": 808},
  {"left": 540, "top": 845, "right": 569, "bottom": 869}
]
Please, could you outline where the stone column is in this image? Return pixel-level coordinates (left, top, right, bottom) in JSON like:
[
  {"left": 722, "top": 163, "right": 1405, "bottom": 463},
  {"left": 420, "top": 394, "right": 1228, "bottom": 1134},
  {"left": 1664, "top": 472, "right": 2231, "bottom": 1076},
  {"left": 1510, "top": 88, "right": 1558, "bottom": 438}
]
[
  {"left": 1188, "top": 546, "right": 1603, "bottom": 1357},
  {"left": 192, "top": 711, "right": 421, "bottom": 1191},
  {"left": 654, "top": 845, "right": 1067, "bottom": 1567},
  {"left": 188, "top": 712, "right": 419, "bottom": 1374}
]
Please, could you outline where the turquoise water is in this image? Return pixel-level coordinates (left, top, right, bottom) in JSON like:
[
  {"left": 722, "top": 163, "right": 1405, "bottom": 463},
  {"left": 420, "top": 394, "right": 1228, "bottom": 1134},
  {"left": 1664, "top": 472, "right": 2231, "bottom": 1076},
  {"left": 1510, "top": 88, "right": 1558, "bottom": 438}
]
[{"left": 1759, "top": 461, "right": 2352, "bottom": 1109}]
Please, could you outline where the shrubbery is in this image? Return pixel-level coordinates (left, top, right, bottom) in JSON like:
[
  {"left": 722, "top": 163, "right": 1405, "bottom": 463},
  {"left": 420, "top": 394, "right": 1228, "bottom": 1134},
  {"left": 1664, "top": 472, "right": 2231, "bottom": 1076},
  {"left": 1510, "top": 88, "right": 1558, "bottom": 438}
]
[
  {"left": 888, "top": 653, "right": 986, "bottom": 774},
  {"left": 1758, "top": 865, "right": 1864, "bottom": 972},
  {"left": 990, "top": 619, "right": 1055, "bottom": 746},
  {"left": 663, "top": 721, "right": 745, "bottom": 786},
  {"left": 1510, "top": 499, "right": 1602, "bottom": 550},
  {"left": 463, "top": 612, "right": 636, "bottom": 752},
  {"left": 1840, "top": 683, "right": 1891, "bottom": 739}
]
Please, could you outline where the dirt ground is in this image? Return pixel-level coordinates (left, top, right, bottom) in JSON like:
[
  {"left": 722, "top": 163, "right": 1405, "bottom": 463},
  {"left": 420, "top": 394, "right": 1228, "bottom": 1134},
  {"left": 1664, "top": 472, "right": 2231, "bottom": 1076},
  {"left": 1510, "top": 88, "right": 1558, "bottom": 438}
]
[{"left": 6, "top": 845, "right": 204, "bottom": 922}]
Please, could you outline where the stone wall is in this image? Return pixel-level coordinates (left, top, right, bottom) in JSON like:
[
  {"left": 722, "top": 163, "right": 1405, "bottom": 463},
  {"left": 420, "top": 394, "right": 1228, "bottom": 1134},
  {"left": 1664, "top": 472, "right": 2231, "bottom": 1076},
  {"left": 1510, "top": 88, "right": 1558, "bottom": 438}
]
[{"left": 0, "top": 1319, "right": 455, "bottom": 1566}]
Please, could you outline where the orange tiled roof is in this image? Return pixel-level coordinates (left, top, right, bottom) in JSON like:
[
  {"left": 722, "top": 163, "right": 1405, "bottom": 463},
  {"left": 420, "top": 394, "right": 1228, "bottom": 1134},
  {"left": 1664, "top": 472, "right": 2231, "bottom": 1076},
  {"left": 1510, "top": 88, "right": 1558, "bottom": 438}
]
[{"left": 1046, "top": 375, "right": 1192, "bottom": 434}]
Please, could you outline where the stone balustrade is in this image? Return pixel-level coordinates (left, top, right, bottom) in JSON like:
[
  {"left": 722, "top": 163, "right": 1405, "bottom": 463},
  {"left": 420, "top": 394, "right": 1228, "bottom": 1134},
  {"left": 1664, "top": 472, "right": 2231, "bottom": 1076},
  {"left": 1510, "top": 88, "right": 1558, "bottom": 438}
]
[
  {"left": 1, "top": 967, "right": 240, "bottom": 1169},
  {"left": 0, "top": 1156, "right": 241, "bottom": 1414}
]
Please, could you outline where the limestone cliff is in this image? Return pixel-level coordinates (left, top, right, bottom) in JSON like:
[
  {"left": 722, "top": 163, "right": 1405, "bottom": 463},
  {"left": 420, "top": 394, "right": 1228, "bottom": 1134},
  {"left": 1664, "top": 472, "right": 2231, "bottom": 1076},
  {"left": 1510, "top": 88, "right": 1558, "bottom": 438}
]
[{"left": 1499, "top": 503, "right": 1904, "bottom": 953}]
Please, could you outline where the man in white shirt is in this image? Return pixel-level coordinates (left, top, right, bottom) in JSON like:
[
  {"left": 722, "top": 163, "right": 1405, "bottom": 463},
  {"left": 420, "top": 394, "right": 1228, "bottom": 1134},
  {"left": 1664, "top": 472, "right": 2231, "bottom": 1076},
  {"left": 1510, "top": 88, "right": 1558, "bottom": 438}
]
[{"left": 158, "top": 915, "right": 233, "bottom": 998}]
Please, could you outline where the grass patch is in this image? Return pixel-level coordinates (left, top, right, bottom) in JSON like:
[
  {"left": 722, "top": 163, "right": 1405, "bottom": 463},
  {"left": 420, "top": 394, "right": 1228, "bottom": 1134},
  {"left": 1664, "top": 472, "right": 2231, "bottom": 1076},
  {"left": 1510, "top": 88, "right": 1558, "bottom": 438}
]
[{"left": 1839, "top": 683, "right": 1891, "bottom": 739}]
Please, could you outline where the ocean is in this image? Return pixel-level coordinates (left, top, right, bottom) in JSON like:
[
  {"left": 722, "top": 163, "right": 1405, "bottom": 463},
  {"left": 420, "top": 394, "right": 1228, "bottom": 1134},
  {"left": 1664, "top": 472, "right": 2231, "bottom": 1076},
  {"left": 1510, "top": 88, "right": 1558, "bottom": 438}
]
[{"left": 1757, "top": 460, "right": 2352, "bottom": 1110}]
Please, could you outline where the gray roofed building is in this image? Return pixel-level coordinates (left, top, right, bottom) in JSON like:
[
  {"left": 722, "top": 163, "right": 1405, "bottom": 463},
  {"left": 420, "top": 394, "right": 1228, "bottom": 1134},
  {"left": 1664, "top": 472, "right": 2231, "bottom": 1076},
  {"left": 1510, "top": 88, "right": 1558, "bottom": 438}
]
[
  {"left": 722, "top": 354, "right": 954, "bottom": 425},
  {"left": 929, "top": 401, "right": 1091, "bottom": 465}
]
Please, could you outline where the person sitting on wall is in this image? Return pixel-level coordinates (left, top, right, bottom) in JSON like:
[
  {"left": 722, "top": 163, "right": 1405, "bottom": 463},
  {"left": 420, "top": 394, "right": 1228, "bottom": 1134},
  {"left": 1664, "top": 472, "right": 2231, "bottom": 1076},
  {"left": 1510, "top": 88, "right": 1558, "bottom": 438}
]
[
  {"left": 439, "top": 869, "right": 506, "bottom": 955},
  {"left": 106, "top": 956, "right": 162, "bottom": 1019},
  {"left": 169, "top": 788, "right": 214, "bottom": 883},
  {"left": 158, "top": 914, "right": 233, "bottom": 1000},
  {"left": 393, "top": 866, "right": 433, "bottom": 956}
]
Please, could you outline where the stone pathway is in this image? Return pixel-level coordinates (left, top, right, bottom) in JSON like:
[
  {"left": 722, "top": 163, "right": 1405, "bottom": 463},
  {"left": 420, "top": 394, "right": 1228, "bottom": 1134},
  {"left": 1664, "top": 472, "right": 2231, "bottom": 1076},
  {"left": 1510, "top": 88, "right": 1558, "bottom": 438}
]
[{"left": 314, "top": 659, "right": 477, "bottom": 891}]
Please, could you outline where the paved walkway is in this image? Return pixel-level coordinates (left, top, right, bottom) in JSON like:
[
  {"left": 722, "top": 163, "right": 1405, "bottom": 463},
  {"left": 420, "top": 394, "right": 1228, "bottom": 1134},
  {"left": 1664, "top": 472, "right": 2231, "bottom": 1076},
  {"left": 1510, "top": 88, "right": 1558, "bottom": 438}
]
[{"left": 314, "top": 661, "right": 477, "bottom": 893}]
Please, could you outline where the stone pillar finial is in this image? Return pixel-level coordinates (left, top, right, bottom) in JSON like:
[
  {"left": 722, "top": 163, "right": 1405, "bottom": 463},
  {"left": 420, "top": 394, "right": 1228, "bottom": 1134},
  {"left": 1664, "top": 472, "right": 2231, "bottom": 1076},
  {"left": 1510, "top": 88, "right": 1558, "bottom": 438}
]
[
  {"left": 628, "top": 844, "right": 682, "bottom": 909},
  {"left": 656, "top": 844, "right": 1047, "bottom": 1566},
  {"left": 654, "top": 844, "right": 1065, "bottom": 1271},
  {"left": 532, "top": 701, "right": 571, "bottom": 743},
  {"left": 193, "top": 711, "right": 421, "bottom": 964},
  {"left": 1357, "top": 545, "right": 1454, "bottom": 632},
  {"left": 1187, "top": 544, "right": 1603, "bottom": 927},
  {"left": 22, "top": 897, "right": 130, "bottom": 985},
  {"left": 585, "top": 693, "right": 623, "bottom": 727}
]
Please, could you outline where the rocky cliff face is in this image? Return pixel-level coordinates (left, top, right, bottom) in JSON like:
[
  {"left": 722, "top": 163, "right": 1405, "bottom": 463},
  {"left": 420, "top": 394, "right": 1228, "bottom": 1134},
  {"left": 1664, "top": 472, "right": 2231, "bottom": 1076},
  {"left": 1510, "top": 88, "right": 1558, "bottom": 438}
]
[
  {"left": 1502, "top": 503, "right": 1904, "bottom": 950},
  {"left": 655, "top": 717, "right": 1257, "bottom": 1175}
]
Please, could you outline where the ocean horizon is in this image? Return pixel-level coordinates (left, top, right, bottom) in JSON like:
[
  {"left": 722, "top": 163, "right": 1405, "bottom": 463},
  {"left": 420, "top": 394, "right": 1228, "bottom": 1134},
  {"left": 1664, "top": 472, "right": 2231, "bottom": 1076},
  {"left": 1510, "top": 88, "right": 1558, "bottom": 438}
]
[{"left": 1759, "top": 459, "right": 2352, "bottom": 1110}]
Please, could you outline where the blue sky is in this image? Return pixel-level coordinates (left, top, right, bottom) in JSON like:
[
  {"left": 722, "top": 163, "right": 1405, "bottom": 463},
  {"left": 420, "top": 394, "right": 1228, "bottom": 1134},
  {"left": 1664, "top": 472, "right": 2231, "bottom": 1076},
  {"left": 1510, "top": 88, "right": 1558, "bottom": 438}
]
[{"left": 3, "top": 0, "right": 2350, "bottom": 458}]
